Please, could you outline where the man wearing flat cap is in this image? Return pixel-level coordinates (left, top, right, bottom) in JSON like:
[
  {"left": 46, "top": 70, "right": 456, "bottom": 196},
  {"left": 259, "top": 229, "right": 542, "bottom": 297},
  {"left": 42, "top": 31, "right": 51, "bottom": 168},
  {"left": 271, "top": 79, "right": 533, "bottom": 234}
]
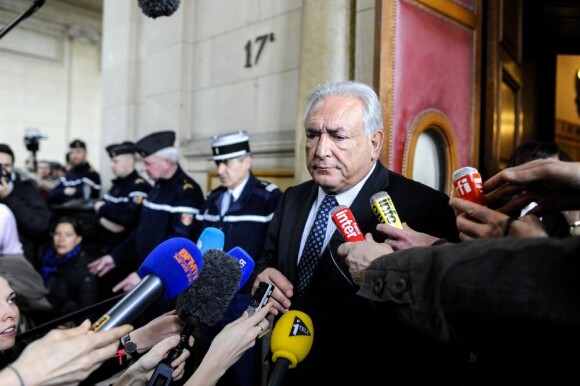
[
  {"left": 88, "top": 141, "right": 151, "bottom": 295},
  {"left": 47, "top": 139, "right": 102, "bottom": 205},
  {"left": 194, "top": 131, "right": 282, "bottom": 386},
  {"left": 89, "top": 131, "right": 204, "bottom": 313}
]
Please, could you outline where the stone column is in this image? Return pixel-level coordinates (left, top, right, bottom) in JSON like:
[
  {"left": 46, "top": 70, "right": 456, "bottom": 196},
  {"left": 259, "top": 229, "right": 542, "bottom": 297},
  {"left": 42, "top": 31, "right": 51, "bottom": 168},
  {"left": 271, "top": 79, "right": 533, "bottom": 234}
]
[{"left": 294, "top": 0, "right": 354, "bottom": 183}]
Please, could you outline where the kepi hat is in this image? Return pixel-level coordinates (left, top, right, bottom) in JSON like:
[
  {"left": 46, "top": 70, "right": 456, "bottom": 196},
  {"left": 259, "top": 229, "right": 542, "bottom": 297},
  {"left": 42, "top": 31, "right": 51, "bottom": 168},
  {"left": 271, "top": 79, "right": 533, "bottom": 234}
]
[
  {"left": 106, "top": 141, "right": 136, "bottom": 158},
  {"left": 135, "top": 131, "right": 176, "bottom": 157},
  {"left": 211, "top": 131, "right": 251, "bottom": 161},
  {"left": 69, "top": 139, "right": 86, "bottom": 150}
]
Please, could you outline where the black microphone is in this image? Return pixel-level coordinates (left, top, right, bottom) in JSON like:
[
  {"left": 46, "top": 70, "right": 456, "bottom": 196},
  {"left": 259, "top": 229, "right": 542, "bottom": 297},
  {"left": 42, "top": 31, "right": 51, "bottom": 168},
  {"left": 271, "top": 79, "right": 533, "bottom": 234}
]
[
  {"left": 137, "top": 0, "right": 181, "bottom": 19},
  {"left": 92, "top": 237, "right": 202, "bottom": 332},
  {"left": 147, "top": 249, "right": 242, "bottom": 386}
]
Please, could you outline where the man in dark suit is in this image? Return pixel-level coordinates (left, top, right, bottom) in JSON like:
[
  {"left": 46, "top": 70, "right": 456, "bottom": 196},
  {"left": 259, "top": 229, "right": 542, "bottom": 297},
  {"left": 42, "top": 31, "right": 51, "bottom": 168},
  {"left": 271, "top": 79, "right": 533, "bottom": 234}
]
[{"left": 253, "top": 81, "right": 467, "bottom": 385}]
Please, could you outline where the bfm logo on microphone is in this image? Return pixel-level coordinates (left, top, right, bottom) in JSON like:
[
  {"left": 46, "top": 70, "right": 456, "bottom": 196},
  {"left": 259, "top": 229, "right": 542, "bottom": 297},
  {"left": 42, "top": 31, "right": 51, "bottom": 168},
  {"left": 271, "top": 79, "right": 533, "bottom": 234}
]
[
  {"left": 174, "top": 247, "right": 201, "bottom": 282},
  {"left": 289, "top": 316, "right": 312, "bottom": 337}
]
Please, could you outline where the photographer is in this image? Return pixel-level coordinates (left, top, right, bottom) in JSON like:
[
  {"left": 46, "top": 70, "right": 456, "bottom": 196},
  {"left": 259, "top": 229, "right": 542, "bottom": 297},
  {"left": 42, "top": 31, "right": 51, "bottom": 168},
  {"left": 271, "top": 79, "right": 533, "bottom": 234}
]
[{"left": 0, "top": 144, "right": 52, "bottom": 265}]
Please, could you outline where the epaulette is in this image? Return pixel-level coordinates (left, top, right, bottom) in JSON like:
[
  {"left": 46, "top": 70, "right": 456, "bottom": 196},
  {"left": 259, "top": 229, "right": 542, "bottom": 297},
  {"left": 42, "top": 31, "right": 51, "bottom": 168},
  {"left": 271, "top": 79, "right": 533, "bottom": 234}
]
[
  {"left": 134, "top": 178, "right": 145, "bottom": 184},
  {"left": 259, "top": 180, "right": 279, "bottom": 192},
  {"left": 182, "top": 180, "right": 195, "bottom": 190}
]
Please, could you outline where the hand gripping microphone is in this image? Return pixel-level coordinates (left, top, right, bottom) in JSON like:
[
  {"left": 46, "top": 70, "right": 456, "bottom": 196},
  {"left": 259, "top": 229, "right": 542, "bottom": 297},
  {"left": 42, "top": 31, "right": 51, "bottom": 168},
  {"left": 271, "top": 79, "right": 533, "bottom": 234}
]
[
  {"left": 267, "top": 310, "right": 314, "bottom": 386},
  {"left": 330, "top": 205, "right": 365, "bottom": 242},
  {"left": 197, "top": 227, "right": 225, "bottom": 254},
  {"left": 147, "top": 249, "right": 242, "bottom": 386},
  {"left": 137, "top": 0, "right": 181, "bottom": 19},
  {"left": 91, "top": 237, "right": 203, "bottom": 332}
]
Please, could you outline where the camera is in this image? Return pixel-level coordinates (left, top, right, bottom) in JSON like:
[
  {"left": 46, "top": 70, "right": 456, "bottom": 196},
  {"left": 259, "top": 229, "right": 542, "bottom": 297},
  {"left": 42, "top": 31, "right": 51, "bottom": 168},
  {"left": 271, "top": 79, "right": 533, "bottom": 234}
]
[{"left": 24, "top": 128, "right": 47, "bottom": 153}]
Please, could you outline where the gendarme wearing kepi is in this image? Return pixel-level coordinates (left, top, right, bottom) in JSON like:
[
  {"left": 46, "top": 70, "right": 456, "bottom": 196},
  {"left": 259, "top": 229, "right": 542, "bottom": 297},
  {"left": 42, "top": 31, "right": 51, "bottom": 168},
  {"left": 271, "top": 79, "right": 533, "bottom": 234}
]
[
  {"left": 135, "top": 131, "right": 176, "bottom": 157},
  {"left": 211, "top": 131, "right": 250, "bottom": 161},
  {"left": 106, "top": 141, "right": 136, "bottom": 158}
]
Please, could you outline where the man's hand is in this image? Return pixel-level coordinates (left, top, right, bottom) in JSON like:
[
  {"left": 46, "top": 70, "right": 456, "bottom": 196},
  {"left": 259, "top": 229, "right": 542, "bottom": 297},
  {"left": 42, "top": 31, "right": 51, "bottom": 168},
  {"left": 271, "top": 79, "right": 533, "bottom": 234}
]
[
  {"left": 88, "top": 255, "right": 116, "bottom": 277},
  {"left": 252, "top": 268, "right": 292, "bottom": 316},
  {"left": 113, "top": 272, "right": 142, "bottom": 293},
  {"left": 130, "top": 310, "right": 184, "bottom": 354},
  {"left": 99, "top": 217, "right": 126, "bottom": 233},
  {"left": 338, "top": 233, "right": 393, "bottom": 286},
  {"left": 376, "top": 222, "right": 440, "bottom": 250}
]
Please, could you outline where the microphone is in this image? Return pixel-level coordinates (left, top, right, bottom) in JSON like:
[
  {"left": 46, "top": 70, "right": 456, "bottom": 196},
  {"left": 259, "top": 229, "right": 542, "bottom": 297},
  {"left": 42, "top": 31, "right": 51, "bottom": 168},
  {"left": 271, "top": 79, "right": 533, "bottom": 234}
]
[
  {"left": 226, "top": 246, "right": 255, "bottom": 289},
  {"left": 267, "top": 310, "right": 314, "bottom": 386},
  {"left": 197, "top": 227, "right": 225, "bottom": 254},
  {"left": 137, "top": 0, "right": 181, "bottom": 19},
  {"left": 330, "top": 205, "right": 365, "bottom": 241},
  {"left": 147, "top": 249, "right": 242, "bottom": 386},
  {"left": 91, "top": 237, "right": 203, "bottom": 332},
  {"left": 369, "top": 191, "right": 403, "bottom": 229}
]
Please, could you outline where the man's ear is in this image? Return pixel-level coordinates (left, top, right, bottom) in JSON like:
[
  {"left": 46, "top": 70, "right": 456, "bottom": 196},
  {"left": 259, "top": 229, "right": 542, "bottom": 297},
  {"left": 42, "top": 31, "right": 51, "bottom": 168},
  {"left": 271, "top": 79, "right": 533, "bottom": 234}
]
[{"left": 370, "top": 130, "right": 384, "bottom": 161}]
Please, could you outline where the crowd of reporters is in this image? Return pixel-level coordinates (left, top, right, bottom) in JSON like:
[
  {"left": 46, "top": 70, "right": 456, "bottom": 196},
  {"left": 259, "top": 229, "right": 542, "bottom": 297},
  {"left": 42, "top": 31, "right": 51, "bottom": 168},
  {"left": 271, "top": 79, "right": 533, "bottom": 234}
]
[{"left": 0, "top": 80, "right": 579, "bottom": 385}]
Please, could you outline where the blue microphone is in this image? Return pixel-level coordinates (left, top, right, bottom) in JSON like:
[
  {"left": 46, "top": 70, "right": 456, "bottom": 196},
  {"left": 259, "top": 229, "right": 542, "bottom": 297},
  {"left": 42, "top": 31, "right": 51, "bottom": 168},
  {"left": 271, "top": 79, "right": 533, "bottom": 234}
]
[
  {"left": 92, "top": 237, "right": 203, "bottom": 332},
  {"left": 227, "top": 246, "right": 255, "bottom": 289},
  {"left": 197, "top": 227, "right": 225, "bottom": 254}
]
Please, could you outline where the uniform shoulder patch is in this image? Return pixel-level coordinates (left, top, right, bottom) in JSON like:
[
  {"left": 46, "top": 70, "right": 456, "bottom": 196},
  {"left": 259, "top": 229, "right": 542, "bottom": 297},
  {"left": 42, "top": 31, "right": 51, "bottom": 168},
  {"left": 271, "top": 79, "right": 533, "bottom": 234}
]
[
  {"left": 259, "top": 180, "right": 280, "bottom": 192},
  {"left": 133, "top": 195, "right": 144, "bottom": 205},
  {"left": 182, "top": 180, "right": 194, "bottom": 190},
  {"left": 135, "top": 178, "right": 145, "bottom": 184}
]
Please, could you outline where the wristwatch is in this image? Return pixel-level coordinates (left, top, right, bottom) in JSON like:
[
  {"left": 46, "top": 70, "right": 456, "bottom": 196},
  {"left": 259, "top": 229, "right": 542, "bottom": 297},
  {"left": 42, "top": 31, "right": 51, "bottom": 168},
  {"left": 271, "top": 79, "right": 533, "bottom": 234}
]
[{"left": 121, "top": 334, "right": 138, "bottom": 356}]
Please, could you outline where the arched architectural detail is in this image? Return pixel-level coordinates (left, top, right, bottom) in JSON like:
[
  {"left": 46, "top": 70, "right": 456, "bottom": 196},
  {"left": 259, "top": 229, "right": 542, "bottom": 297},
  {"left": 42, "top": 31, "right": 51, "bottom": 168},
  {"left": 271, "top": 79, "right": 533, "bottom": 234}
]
[{"left": 403, "top": 109, "right": 459, "bottom": 196}]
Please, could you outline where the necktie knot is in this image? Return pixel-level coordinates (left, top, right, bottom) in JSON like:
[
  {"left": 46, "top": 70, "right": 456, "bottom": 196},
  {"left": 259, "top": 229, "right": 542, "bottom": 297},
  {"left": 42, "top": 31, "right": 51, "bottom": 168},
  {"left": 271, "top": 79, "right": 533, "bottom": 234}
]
[{"left": 297, "top": 194, "right": 338, "bottom": 297}]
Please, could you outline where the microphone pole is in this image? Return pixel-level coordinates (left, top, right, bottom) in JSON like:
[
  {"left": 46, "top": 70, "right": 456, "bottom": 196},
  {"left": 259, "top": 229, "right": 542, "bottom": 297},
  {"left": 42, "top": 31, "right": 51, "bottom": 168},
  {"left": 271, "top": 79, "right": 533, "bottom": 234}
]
[
  {"left": 16, "top": 292, "right": 125, "bottom": 343},
  {"left": 0, "top": 0, "right": 46, "bottom": 39}
]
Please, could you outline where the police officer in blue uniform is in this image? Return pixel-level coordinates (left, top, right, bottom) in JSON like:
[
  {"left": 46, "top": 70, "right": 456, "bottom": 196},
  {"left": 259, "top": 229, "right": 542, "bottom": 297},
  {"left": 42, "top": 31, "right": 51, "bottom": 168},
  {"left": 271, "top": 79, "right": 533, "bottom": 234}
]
[
  {"left": 88, "top": 131, "right": 204, "bottom": 323},
  {"left": 195, "top": 131, "right": 282, "bottom": 386},
  {"left": 47, "top": 139, "right": 102, "bottom": 205},
  {"left": 89, "top": 141, "right": 151, "bottom": 297}
]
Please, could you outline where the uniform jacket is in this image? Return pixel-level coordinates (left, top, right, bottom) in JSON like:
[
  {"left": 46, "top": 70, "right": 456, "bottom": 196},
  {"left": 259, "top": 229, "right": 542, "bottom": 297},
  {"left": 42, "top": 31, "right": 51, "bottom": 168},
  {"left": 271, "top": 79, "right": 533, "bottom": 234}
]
[
  {"left": 112, "top": 165, "right": 204, "bottom": 270},
  {"left": 255, "top": 161, "right": 467, "bottom": 385},
  {"left": 47, "top": 162, "right": 102, "bottom": 204},
  {"left": 96, "top": 169, "right": 151, "bottom": 250},
  {"left": 196, "top": 172, "right": 282, "bottom": 273}
]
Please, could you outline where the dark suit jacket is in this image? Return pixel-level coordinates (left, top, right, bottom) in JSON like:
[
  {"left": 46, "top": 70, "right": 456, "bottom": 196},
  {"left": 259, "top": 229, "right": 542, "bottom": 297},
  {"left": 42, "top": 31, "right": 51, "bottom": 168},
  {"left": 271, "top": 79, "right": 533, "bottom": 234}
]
[{"left": 256, "top": 162, "right": 468, "bottom": 385}]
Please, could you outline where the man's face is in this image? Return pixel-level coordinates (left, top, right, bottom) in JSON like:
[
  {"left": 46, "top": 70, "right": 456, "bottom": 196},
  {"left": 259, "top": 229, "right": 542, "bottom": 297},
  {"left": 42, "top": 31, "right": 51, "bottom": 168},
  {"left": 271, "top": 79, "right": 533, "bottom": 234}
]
[
  {"left": 68, "top": 148, "right": 86, "bottom": 166},
  {"left": 215, "top": 156, "right": 251, "bottom": 189},
  {"left": 141, "top": 154, "right": 170, "bottom": 181},
  {"left": 110, "top": 154, "right": 134, "bottom": 178},
  {"left": 305, "top": 95, "right": 383, "bottom": 194},
  {"left": 0, "top": 152, "right": 13, "bottom": 180}
]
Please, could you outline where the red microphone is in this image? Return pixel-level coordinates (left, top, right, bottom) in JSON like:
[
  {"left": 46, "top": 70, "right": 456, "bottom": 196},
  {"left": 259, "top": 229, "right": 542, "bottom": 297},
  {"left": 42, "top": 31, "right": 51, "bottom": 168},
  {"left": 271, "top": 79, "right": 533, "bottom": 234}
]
[{"left": 330, "top": 205, "right": 365, "bottom": 242}]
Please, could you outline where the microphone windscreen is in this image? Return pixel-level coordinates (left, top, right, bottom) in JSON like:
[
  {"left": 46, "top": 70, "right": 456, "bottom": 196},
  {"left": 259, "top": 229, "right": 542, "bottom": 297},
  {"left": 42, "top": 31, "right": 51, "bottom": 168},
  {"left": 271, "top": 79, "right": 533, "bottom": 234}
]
[
  {"left": 271, "top": 310, "right": 314, "bottom": 369},
  {"left": 175, "top": 249, "right": 241, "bottom": 326},
  {"left": 226, "top": 246, "right": 255, "bottom": 288},
  {"left": 197, "top": 227, "right": 225, "bottom": 254},
  {"left": 137, "top": 0, "right": 180, "bottom": 18},
  {"left": 138, "top": 237, "right": 203, "bottom": 299}
]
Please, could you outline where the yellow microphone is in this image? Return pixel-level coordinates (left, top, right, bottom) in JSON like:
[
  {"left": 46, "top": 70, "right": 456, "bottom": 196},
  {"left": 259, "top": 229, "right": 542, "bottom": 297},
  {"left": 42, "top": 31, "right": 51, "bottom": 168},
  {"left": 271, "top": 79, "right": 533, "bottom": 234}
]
[
  {"left": 267, "top": 310, "right": 314, "bottom": 386},
  {"left": 370, "top": 191, "right": 403, "bottom": 230}
]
